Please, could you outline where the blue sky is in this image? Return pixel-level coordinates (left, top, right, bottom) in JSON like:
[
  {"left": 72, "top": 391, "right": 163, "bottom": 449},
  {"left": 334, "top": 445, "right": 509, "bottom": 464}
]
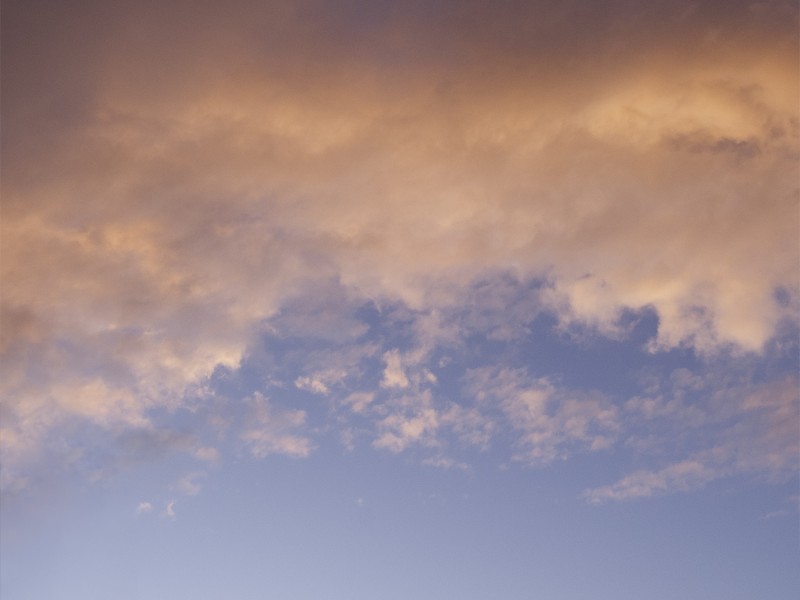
[{"left": 2, "top": 1, "right": 798, "bottom": 598}]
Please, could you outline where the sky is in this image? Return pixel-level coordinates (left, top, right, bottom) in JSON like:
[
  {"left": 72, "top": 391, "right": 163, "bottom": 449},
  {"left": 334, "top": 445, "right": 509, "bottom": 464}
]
[{"left": 1, "top": 0, "right": 798, "bottom": 598}]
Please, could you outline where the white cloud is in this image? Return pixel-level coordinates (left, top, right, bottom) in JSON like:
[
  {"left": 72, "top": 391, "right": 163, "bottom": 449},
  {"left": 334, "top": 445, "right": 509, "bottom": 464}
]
[
  {"left": 380, "top": 350, "right": 410, "bottom": 389},
  {"left": 162, "top": 500, "right": 176, "bottom": 519},
  {"left": 294, "top": 376, "right": 330, "bottom": 395},
  {"left": 136, "top": 501, "right": 153, "bottom": 514}
]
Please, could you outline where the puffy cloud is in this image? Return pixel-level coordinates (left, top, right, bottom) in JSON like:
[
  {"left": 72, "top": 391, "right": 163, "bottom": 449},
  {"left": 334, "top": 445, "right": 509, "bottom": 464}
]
[
  {"left": 380, "top": 351, "right": 410, "bottom": 390},
  {"left": 2, "top": 0, "right": 796, "bottom": 487}
]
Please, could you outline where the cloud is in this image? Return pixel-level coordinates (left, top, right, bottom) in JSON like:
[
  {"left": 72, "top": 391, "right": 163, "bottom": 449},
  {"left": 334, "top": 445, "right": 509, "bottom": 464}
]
[
  {"left": 162, "top": 500, "right": 176, "bottom": 519},
  {"left": 759, "top": 494, "right": 800, "bottom": 520},
  {"left": 136, "top": 501, "right": 153, "bottom": 514},
  {"left": 373, "top": 390, "right": 439, "bottom": 453},
  {"left": 759, "top": 509, "right": 790, "bottom": 520},
  {"left": 585, "top": 375, "right": 799, "bottom": 502},
  {"left": 342, "top": 392, "right": 375, "bottom": 414},
  {"left": 2, "top": 0, "right": 797, "bottom": 489},
  {"left": 240, "top": 393, "right": 313, "bottom": 459},
  {"left": 440, "top": 404, "right": 495, "bottom": 451},
  {"left": 584, "top": 459, "right": 716, "bottom": 503},
  {"left": 174, "top": 472, "right": 205, "bottom": 496},
  {"left": 194, "top": 446, "right": 220, "bottom": 463},
  {"left": 294, "top": 376, "right": 330, "bottom": 395},
  {"left": 421, "top": 455, "right": 470, "bottom": 472},
  {"left": 380, "top": 351, "right": 410, "bottom": 389},
  {"left": 465, "top": 367, "right": 620, "bottom": 464}
]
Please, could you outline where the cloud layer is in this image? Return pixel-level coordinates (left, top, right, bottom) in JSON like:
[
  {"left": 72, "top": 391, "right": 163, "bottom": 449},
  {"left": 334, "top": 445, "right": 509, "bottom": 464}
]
[{"left": 2, "top": 0, "right": 797, "bottom": 497}]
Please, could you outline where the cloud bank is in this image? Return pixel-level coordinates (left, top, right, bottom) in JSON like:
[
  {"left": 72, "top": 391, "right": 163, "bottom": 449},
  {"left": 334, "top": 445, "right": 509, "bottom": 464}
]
[{"left": 2, "top": 0, "right": 797, "bottom": 498}]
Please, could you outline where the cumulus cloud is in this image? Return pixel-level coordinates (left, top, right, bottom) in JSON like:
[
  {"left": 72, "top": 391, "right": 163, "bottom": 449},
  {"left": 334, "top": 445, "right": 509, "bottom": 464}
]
[{"left": 2, "top": 0, "right": 796, "bottom": 489}]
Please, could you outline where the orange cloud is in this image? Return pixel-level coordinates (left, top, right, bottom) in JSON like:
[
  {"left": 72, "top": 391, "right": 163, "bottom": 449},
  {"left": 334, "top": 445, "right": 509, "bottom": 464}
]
[{"left": 2, "top": 0, "right": 796, "bottom": 476}]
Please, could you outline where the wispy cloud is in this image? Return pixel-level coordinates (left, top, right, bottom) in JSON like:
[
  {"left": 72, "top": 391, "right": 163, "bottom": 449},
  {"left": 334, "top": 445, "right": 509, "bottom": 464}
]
[
  {"left": 294, "top": 376, "right": 330, "bottom": 395},
  {"left": 241, "top": 393, "right": 313, "bottom": 459},
  {"left": 422, "top": 455, "right": 471, "bottom": 472},
  {"left": 162, "top": 500, "right": 176, "bottom": 519},
  {"left": 136, "top": 501, "right": 153, "bottom": 515},
  {"left": 465, "top": 367, "right": 620, "bottom": 464},
  {"left": 174, "top": 473, "right": 205, "bottom": 496},
  {"left": 585, "top": 375, "right": 799, "bottom": 502},
  {"left": 584, "top": 459, "right": 717, "bottom": 504},
  {"left": 342, "top": 392, "right": 375, "bottom": 414},
  {"left": 759, "top": 509, "right": 790, "bottom": 521},
  {"left": 194, "top": 446, "right": 220, "bottom": 464}
]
